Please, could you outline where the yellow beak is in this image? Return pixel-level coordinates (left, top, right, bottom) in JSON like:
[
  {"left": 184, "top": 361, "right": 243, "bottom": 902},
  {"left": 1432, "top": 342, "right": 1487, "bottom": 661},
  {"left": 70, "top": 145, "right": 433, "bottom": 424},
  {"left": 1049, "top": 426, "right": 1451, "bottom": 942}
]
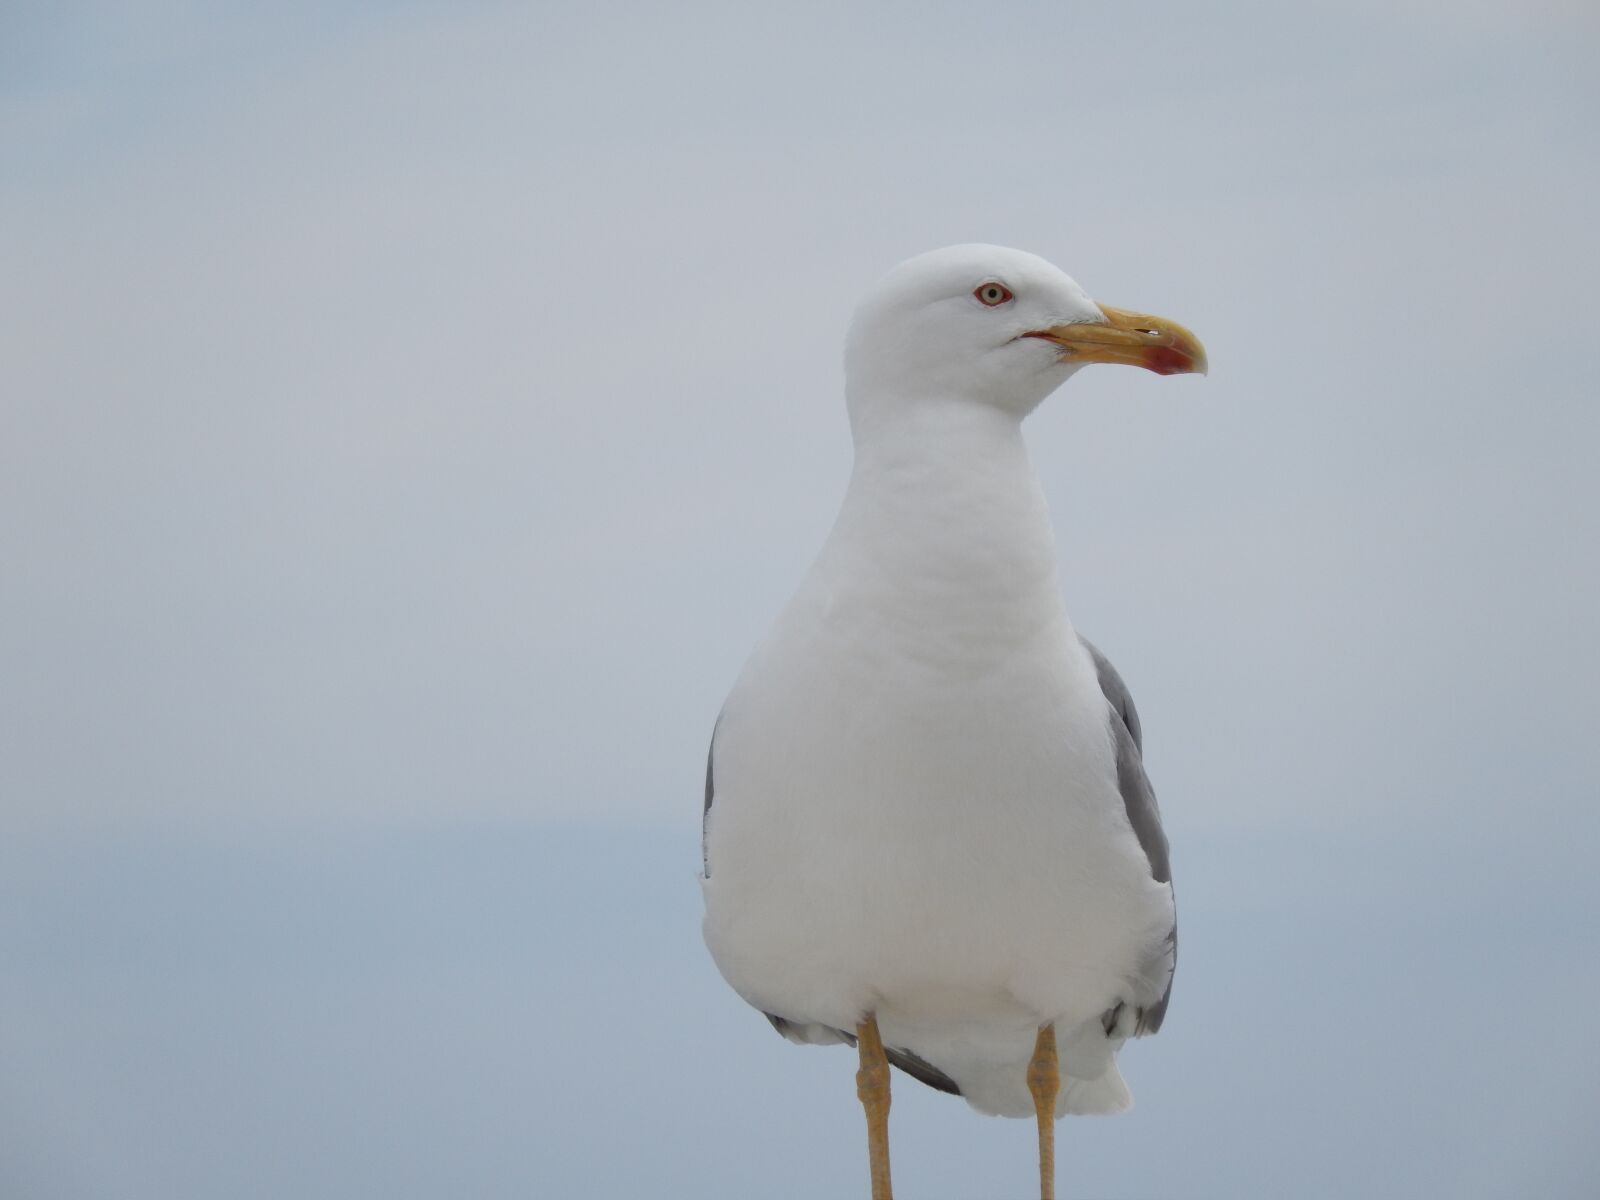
[{"left": 1022, "top": 304, "right": 1207, "bottom": 376}]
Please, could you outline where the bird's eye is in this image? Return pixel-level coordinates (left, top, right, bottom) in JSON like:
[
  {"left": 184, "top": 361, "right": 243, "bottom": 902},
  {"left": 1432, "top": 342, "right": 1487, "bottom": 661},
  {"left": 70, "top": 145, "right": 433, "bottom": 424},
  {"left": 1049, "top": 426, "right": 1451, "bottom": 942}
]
[{"left": 974, "top": 282, "right": 1014, "bottom": 307}]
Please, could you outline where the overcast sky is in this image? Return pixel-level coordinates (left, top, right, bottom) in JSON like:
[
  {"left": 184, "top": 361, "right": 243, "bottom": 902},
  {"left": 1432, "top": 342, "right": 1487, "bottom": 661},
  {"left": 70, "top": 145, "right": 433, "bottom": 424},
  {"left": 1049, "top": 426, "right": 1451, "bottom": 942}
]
[{"left": 3, "top": 2, "right": 1597, "bottom": 1197}]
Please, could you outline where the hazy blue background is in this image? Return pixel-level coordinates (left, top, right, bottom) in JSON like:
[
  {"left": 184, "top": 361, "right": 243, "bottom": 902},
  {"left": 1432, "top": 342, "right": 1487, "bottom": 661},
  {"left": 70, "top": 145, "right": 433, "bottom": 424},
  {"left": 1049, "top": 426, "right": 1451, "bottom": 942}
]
[{"left": 3, "top": 2, "right": 1596, "bottom": 1197}]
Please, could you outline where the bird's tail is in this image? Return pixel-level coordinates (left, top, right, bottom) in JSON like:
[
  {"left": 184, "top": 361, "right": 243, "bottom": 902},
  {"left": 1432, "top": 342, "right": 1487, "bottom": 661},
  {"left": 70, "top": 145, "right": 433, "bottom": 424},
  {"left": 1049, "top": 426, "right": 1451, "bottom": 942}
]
[{"left": 1058, "top": 1064, "right": 1133, "bottom": 1115}]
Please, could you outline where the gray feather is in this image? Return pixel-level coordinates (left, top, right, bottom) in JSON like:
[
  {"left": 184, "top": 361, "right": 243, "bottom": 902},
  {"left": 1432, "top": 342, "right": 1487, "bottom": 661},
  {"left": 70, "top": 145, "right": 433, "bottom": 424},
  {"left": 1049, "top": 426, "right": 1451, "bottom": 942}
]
[
  {"left": 1081, "top": 639, "right": 1169, "bottom": 883},
  {"left": 701, "top": 721, "right": 718, "bottom": 875},
  {"left": 1081, "top": 638, "right": 1177, "bottom": 1035}
]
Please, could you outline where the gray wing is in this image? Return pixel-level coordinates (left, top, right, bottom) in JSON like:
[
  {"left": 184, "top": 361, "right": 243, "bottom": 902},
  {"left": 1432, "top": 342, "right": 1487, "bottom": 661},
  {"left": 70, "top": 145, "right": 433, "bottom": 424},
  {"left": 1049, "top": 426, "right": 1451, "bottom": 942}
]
[
  {"left": 1082, "top": 638, "right": 1177, "bottom": 1035},
  {"left": 701, "top": 717, "right": 719, "bottom": 875}
]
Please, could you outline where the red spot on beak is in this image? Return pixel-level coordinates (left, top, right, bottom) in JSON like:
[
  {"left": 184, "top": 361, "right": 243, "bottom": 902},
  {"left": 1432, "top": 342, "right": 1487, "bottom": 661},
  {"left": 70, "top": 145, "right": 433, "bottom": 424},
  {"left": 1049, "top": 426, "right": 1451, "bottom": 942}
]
[{"left": 1146, "top": 345, "right": 1197, "bottom": 376}]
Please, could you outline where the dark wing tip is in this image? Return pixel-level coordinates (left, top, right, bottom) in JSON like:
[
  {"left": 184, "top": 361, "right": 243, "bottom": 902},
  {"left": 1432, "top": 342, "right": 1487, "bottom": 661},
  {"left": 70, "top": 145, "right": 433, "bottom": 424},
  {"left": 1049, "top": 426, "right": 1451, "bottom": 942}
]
[
  {"left": 885, "top": 1046, "right": 962, "bottom": 1095},
  {"left": 763, "top": 1014, "right": 963, "bottom": 1097}
]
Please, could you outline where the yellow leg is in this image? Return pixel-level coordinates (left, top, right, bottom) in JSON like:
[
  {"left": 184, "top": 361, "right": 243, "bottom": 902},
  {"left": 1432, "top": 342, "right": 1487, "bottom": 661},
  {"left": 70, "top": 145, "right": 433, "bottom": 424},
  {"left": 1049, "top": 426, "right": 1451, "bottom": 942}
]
[
  {"left": 856, "top": 1014, "right": 894, "bottom": 1200},
  {"left": 1028, "top": 1024, "right": 1060, "bottom": 1200}
]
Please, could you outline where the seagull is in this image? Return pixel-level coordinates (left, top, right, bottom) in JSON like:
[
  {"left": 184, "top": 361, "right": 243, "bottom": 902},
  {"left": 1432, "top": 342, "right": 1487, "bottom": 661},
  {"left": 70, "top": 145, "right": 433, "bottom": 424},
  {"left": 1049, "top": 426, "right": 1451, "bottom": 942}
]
[{"left": 700, "top": 244, "right": 1206, "bottom": 1200}]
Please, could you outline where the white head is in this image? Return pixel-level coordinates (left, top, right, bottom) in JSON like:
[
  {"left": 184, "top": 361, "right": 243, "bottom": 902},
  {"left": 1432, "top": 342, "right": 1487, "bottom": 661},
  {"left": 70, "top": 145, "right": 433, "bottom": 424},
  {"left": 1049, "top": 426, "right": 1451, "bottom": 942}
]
[{"left": 844, "top": 243, "right": 1205, "bottom": 431}]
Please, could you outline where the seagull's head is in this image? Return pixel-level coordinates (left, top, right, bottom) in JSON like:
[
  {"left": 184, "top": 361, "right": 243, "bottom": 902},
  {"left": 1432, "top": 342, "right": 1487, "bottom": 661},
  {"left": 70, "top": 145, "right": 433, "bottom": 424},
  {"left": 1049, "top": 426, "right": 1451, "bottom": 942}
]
[{"left": 844, "top": 243, "right": 1205, "bottom": 425}]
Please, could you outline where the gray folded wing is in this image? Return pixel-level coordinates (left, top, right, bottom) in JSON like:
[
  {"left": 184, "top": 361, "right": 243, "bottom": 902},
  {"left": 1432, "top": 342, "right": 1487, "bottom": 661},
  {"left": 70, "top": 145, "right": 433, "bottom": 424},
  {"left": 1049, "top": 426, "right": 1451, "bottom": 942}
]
[
  {"left": 702, "top": 720, "right": 717, "bottom": 875},
  {"left": 1081, "top": 638, "right": 1177, "bottom": 1035}
]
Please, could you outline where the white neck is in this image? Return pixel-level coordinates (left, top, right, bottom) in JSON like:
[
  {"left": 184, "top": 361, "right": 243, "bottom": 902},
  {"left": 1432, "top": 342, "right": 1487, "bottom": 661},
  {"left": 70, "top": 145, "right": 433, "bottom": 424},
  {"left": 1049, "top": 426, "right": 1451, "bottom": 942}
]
[{"left": 816, "top": 395, "right": 1070, "bottom": 655}]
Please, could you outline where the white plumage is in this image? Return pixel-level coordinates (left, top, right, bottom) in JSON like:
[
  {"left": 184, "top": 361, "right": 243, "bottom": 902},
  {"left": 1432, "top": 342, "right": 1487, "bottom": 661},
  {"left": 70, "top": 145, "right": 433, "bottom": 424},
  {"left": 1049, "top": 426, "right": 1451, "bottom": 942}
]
[{"left": 701, "top": 244, "right": 1198, "bottom": 1122}]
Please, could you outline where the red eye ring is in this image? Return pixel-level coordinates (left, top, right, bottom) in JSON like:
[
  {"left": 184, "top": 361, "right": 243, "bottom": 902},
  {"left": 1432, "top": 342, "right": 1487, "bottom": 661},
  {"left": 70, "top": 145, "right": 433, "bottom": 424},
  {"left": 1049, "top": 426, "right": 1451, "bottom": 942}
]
[{"left": 974, "top": 282, "right": 1014, "bottom": 306}]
